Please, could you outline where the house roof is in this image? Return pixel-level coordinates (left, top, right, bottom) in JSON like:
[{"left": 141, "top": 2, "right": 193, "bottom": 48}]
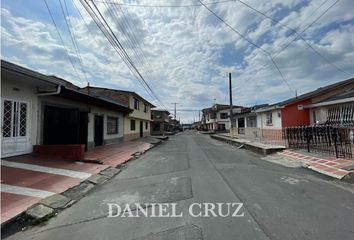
[
  {"left": 82, "top": 86, "right": 156, "bottom": 108},
  {"left": 59, "top": 88, "right": 133, "bottom": 113},
  {"left": 152, "top": 109, "right": 170, "bottom": 115},
  {"left": 318, "top": 88, "right": 354, "bottom": 103},
  {"left": 1, "top": 60, "right": 60, "bottom": 87},
  {"left": 202, "top": 104, "right": 243, "bottom": 113},
  {"left": 279, "top": 78, "right": 354, "bottom": 106}
]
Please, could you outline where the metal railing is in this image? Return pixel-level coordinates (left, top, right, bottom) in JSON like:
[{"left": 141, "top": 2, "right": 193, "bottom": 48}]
[{"left": 283, "top": 125, "right": 353, "bottom": 158}]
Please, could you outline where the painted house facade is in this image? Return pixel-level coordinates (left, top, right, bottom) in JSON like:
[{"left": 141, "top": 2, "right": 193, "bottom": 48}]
[
  {"left": 202, "top": 104, "right": 242, "bottom": 131},
  {"left": 82, "top": 87, "right": 155, "bottom": 141},
  {"left": 306, "top": 88, "right": 354, "bottom": 125},
  {"left": 1, "top": 60, "right": 132, "bottom": 158},
  {"left": 230, "top": 78, "right": 354, "bottom": 146},
  {"left": 278, "top": 78, "right": 354, "bottom": 128}
]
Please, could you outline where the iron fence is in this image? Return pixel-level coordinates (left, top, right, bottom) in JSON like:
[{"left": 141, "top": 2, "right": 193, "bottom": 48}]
[{"left": 283, "top": 125, "right": 353, "bottom": 158}]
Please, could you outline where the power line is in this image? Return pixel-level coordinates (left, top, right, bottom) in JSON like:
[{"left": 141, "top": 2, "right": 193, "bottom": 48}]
[
  {"left": 101, "top": 0, "right": 167, "bottom": 109},
  {"left": 102, "top": 1, "right": 169, "bottom": 111},
  {"left": 259, "top": 0, "right": 350, "bottom": 76},
  {"left": 198, "top": 0, "right": 294, "bottom": 93},
  {"left": 43, "top": 0, "right": 85, "bottom": 84},
  {"left": 236, "top": 0, "right": 343, "bottom": 92},
  {"left": 80, "top": 0, "right": 156, "bottom": 101},
  {"left": 93, "top": 0, "right": 234, "bottom": 8},
  {"left": 79, "top": 0, "right": 168, "bottom": 110},
  {"left": 59, "top": 0, "right": 90, "bottom": 85}
]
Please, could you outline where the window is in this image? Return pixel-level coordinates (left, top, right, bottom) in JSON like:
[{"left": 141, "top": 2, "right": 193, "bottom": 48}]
[
  {"left": 130, "top": 119, "right": 136, "bottom": 131},
  {"left": 246, "top": 116, "right": 257, "bottom": 127},
  {"left": 313, "top": 110, "right": 317, "bottom": 124},
  {"left": 220, "top": 113, "right": 228, "bottom": 119},
  {"left": 2, "top": 100, "right": 28, "bottom": 138},
  {"left": 266, "top": 112, "right": 273, "bottom": 125},
  {"left": 145, "top": 121, "right": 148, "bottom": 130},
  {"left": 210, "top": 112, "right": 216, "bottom": 119},
  {"left": 134, "top": 98, "right": 139, "bottom": 110},
  {"left": 107, "top": 117, "right": 118, "bottom": 134},
  {"left": 144, "top": 104, "right": 147, "bottom": 113},
  {"left": 326, "top": 104, "right": 354, "bottom": 125}
]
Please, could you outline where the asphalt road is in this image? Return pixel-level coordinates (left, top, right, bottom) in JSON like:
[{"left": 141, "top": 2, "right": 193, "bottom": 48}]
[{"left": 8, "top": 131, "right": 354, "bottom": 240}]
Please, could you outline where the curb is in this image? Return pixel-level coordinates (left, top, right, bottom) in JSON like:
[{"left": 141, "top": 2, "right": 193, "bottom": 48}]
[
  {"left": 210, "top": 134, "right": 285, "bottom": 155},
  {"left": 1, "top": 137, "right": 167, "bottom": 238},
  {"left": 1, "top": 166, "right": 121, "bottom": 238}
]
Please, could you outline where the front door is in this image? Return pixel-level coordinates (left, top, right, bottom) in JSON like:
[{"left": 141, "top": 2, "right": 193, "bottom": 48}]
[
  {"left": 140, "top": 121, "right": 143, "bottom": 138},
  {"left": 94, "top": 115, "right": 104, "bottom": 146},
  {"left": 43, "top": 106, "right": 81, "bottom": 145},
  {"left": 1, "top": 98, "right": 31, "bottom": 158}
]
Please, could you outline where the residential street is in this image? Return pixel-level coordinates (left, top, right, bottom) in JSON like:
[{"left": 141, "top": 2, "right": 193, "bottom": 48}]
[{"left": 6, "top": 131, "right": 354, "bottom": 240}]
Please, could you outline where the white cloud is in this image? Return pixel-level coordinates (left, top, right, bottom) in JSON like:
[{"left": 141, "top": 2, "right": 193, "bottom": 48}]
[{"left": 1, "top": 0, "right": 354, "bottom": 123}]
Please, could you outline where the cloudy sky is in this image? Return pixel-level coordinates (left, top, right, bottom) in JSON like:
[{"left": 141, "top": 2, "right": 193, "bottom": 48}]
[{"left": 1, "top": 0, "right": 354, "bottom": 123}]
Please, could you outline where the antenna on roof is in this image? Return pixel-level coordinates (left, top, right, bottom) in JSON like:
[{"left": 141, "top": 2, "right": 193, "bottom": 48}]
[
  {"left": 87, "top": 82, "right": 90, "bottom": 95},
  {"left": 295, "top": 90, "right": 298, "bottom": 98}
]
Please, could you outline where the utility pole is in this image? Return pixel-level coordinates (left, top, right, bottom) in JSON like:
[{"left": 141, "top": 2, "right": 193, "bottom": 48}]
[
  {"left": 171, "top": 103, "right": 179, "bottom": 130},
  {"left": 229, "top": 73, "right": 234, "bottom": 138}
]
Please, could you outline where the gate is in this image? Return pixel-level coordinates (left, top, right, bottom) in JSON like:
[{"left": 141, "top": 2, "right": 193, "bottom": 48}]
[{"left": 283, "top": 125, "right": 353, "bottom": 158}]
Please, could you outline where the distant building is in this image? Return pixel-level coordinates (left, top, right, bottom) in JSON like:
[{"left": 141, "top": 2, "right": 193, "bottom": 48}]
[
  {"left": 151, "top": 110, "right": 171, "bottom": 135},
  {"left": 201, "top": 104, "right": 242, "bottom": 131}
]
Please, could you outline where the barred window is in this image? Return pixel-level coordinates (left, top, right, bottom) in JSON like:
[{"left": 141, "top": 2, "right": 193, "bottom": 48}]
[
  {"left": 327, "top": 104, "right": 354, "bottom": 125},
  {"left": 107, "top": 117, "right": 118, "bottom": 134}
]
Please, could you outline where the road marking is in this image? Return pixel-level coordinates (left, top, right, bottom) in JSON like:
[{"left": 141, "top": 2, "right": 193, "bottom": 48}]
[
  {"left": 1, "top": 184, "right": 55, "bottom": 198},
  {"left": 1, "top": 160, "right": 92, "bottom": 180}
]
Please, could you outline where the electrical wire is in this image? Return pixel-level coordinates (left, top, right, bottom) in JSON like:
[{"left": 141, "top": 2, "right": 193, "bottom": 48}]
[
  {"left": 59, "top": 0, "right": 90, "bottom": 85},
  {"left": 43, "top": 0, "right": 85, "bottom": 84},
  {"left": 102, "top": 0, "right": 168, "bottom": 110},
  {"left": 79, "top": 0, "right": 168, "bottom": 110},
  {"left": 198, "top": 0, "right": 294, "bottom": 93},
  {"left": 93, "top": 0, "right": 234, "bottom": 8},
  {"left": 236, "top": 0, "right": 343, "bottom": 91}
]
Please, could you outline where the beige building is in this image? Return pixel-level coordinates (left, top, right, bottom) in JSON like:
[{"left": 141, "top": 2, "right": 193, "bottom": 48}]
[{"left": 82, "top": 87, "right": 155, "bottom": 141}]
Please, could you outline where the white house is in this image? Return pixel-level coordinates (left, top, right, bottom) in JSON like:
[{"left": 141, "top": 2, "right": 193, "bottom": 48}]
[
  {"left": 1, "top": 60, "right": 132, "bottom": 158},
  {"left": 305, "top": 89, "right": 354, "bottom": 125},
  {"left": 202, "top": 104, "right": 242, "bottom": 131}
]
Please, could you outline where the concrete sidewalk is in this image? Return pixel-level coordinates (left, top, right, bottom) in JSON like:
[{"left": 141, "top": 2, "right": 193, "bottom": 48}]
[
  {"left": 276, "top": 150, "right": 354, "bottom": 181},
  {"left": 211, "top": 133, "right": 286, "bottom": 154},
  {"left": 1, "top": 138, "right": 159, "bottom": 226},
  {"left": 211, "top": 133, "right": 354, "bottom": 181}
]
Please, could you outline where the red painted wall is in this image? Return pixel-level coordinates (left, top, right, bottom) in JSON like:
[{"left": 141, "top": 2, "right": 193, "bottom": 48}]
[{"left": 281, "top": 99, "right": 311, "bottom": 127}]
